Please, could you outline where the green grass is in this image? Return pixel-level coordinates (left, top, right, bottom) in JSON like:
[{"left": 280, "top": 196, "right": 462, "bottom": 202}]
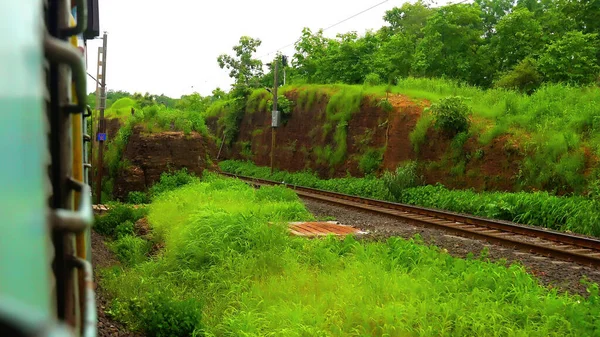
[
  {"left": 100, "top": 172, "right": 600, "bottom": 336},
  {"left": 104, "top": 97, "right": 137, "bottom": 121},
  {"left": 220, "top": 160, "right": 600, "bottom": 237},
  {"left": 395, "top": 77, "right": 600, "bottom": 193},
  {"left": 245, "top": 89, "right": 270, "bottom": 114},
  {"left": 244, "top": 80, "right": 600, "bottom": 194}
]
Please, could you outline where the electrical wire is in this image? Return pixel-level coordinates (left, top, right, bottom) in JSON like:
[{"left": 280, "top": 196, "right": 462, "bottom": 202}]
[
  {"left": 257, "top": 0, "right": 390, "bottom": 60},
  {"left": 257, "top": 0, "right": 472, "bottom": 61}
]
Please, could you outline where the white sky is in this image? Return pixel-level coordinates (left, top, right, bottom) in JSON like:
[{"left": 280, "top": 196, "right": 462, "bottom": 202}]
[{"left": 84, "top": 0, "right": 457, "bottom": 98}]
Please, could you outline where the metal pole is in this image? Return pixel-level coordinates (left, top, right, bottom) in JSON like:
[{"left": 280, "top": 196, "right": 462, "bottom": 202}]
[
  {"left": 94, "top": 32, "right": 107, "bottom": 204},
  {"left": 271, "top": 59, "right": 278, "bottom": 175}
]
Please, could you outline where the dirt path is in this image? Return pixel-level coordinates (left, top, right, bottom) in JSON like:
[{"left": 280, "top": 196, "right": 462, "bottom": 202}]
[
  {"left": 92, "top": 231, "right": 143, "bottom": 337},
  {"left": 302, "top": 198, "right": 600, "bottom": 297}
]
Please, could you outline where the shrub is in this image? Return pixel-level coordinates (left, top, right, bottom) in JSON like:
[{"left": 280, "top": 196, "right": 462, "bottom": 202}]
[
  {"left": 382, "top": 161, "right": 423, "bottom": 200},
  {"left": 494, "top": 58, "right": 543, "bottom": 95},
  {"left": 376, "top": 98, "right": 394, "bottom": 113},
  {"left": 364, "top": 73, "right": 382, "bottom": 86},
  {"left": 267, "top": 95, "right": 295, "bottom": 125},
  {"left": 148, "top": 168, "right": 199, "bottom": 199},
  {"left": 115, "top": 220, "right": 135, "bottom": 239},
  {"left": 107, "top": 234, "right": 150, "bottom": 266},
  {"left": 94, "top": 203, "right": 147, "bottom": 238},
  {"left": 430, "top": 96, "right": 471, "bottom": 136},
  {"left": 127, "top": 191, "right": 149, "bottom": 205},
  {"left": 359, "top": 148, "right": 384, "bottom": 174},
  {"left": 128, "top": 291, "right": 201, "bottom": 337}
]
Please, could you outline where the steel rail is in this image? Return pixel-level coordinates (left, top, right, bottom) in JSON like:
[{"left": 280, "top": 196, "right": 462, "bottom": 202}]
[{"left": 221, "top": 172, "right": 600, "bottom": 267}]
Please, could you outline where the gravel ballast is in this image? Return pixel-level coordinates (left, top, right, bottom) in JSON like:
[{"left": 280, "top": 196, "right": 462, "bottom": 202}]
[{"left": 302, "top": 198, "right": 600, "bottom": 297}]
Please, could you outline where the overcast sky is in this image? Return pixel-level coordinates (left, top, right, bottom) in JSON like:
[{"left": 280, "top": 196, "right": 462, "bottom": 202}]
[{"left": 84, "top": 0, "right": 458, "bottom": 98}]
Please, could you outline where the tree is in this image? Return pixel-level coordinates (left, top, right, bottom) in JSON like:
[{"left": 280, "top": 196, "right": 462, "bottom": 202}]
[
  {"left": 382, "top": 1, "right": 434, "bottom": 39},
  {"left": 176, "top": 93, "right": 210, "bottom": 112},
  {"left": 374, "top": 33, "right": 415, "bottom": 82},
  {"left": 492, "top": 8, "right": 543, "bottom": 72},
  {"left": 412, "top": 4, "right": 485, "bottom": 84},
  {"left": 538, "top": 31, "right": 600, "bottom": 85},
  {"left": 475, "top": 0, "right": 514, "bottom": 35},
  {"left": 293, "top": 28, "right": 329, "bottom": 82},
  {"left": 211, "top": 87, "right": 227, "bottom": 101},
  {"left": 217, "top": 36, "right": 263, "bottom": 87}
]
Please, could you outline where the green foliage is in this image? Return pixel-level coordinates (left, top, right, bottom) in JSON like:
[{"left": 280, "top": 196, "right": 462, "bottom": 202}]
[
  {"left": 125, "top": 291, "right": 201, "bottom": 337},
  {"left": 105, "top": 116, "right": 136, "bottom": 180},
  {"left": 429, "top": 96, "right": 471, "bottom": 136},
  {"left": 358, "top": 148, "right": 384, "bottom": 174},
  {"left": 220, "top": 160, "right": 600, "bottom": 237},
  {"left": 246, "top": 89, "right": 269, "bottom": 113},
  {"left": 538, "top": 31, "right": 600, "bottom": 85},
  {"left": 101, "top": 172, "right": 600, "bottom": 336},
  {"left": 409, "top": 109, "right": 434, "bottom": 153},
  {"left": 321, "top": 86, "right": 364, "bottom": 166},
  {"left": 139, "top": 104, "right": 209, "bottom": 136},
  {"left": 107, "top": 234, "right": 150, "bottom": 266},
  {"left": 375, "top": 98, "right": 394, "bottom": 113},
  {"left": 148, "top": 168, "right": 199, "bottom": 200},
  {"left": 217, "top": 36, "right": 263, "bottom": 87},
  {"left": 285, "top": 0, "right": 600, "bottom": 90},
  {"left": 240, "top": 141, "right": 252, "bottom": 159},
  {"left": 382, "top": 161, "right": 423, "bottom": 200},
  {"left": 494, "top": 58, "right": 543, "bottom": 94},
  {"left": 363, "top": 73, "right": 382, "bottom": 86},
  {"left": 219, "top": 160, "right": 391, "bottom": 200},
  {"left": 127, "top": 191, "right": 149, "bottom": 205},
  {"left": 115, "top": 220, "right": 135, "bottom": 239},
  {"left": 105, "top": 97, "right": 137, "bottom": 121},
  {"left": 267, "top": 95, "right": 294, "bottom": 115},
  {"left": 93, "top": 203, "right": 148, "bottom": 238}
]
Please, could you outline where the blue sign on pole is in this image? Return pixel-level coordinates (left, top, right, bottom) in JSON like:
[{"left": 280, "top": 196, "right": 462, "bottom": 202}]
[{"left": 97, "top": 133, "right": 107, "bottom": 142}]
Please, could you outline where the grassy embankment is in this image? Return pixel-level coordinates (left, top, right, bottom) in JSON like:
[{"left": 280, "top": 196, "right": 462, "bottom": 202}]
[
  {"left": 95, "top": 97, "right": 210, "bottom": 202},
  {"left": 96, "top": 171, "right": 600, "bottom": 336},
  {"left": 208, "top": 78, "right": 600, "bottom": 194}
]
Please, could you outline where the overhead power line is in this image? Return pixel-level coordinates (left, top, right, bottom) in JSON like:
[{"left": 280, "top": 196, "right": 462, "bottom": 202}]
[{"left": 257, "top": 0, "right": 390, "bottom": 60}]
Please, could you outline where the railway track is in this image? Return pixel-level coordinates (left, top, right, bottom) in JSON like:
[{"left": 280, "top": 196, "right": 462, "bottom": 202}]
[{"left": 221, "top": 172, "right": 600, "bottom": 267}]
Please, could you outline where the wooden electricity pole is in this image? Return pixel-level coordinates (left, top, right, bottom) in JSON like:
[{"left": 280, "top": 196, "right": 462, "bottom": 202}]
[
  {"left": 94, "top": 32, "right": 107, "bottom": 204},
  {"left": 271, "top": 58, "right": 279, "bottom": 175}
]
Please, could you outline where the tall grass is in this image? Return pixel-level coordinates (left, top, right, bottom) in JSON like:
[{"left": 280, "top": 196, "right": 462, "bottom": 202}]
[
  {"left": 100, "top": 172, "right": 600, "bottom": 336},
  {"left": 392, "top": 77, "right": 600, "bottom": 193},
  {"left": 220, "top": 160, "right": 600, "bottom": 237}
]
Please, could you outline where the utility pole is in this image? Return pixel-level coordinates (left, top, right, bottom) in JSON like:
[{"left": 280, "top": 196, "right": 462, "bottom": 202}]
[
  {"left": 94, "top": 32, "right": 107, "bottom": 204},
  {"left": 270, "top": 58, "right": 279, "bottom": 175}
]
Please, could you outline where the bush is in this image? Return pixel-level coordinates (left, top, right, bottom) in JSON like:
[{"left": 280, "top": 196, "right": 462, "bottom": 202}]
[
  {"left": 115, "top": 220, "right": 135, "bottom": 239},
  {"left": 94, "top": 203, "right": 148, "bottom": 238},
  {"left": 494, "top": 58, "right": 543, "bottom": 95},
  {"left": 429, "top": 96, "right": 471, "bottom": 136},
  {"left": 359, "top": 148, "right": 384, "bottom": 174},
  {"left": 382, "top": 161, "right": 423, "bottom": 200},
  {"left": 376, "top": 98, "right": 394, "bottom": 113},
  {"left": 148, "top": 168, "right": 199, "bottom": 199},
  {"left": 128, "top": 291, "right": 201, "bottom": 337},
  {"left": 364, "top": 73, "right": 382, "bottom": 86},
  {"left": 107, "top": 234, "right": 151, "bottom": 266},
  {"left": 127, "top": 191, "right": 149, "bottom": 204}
]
